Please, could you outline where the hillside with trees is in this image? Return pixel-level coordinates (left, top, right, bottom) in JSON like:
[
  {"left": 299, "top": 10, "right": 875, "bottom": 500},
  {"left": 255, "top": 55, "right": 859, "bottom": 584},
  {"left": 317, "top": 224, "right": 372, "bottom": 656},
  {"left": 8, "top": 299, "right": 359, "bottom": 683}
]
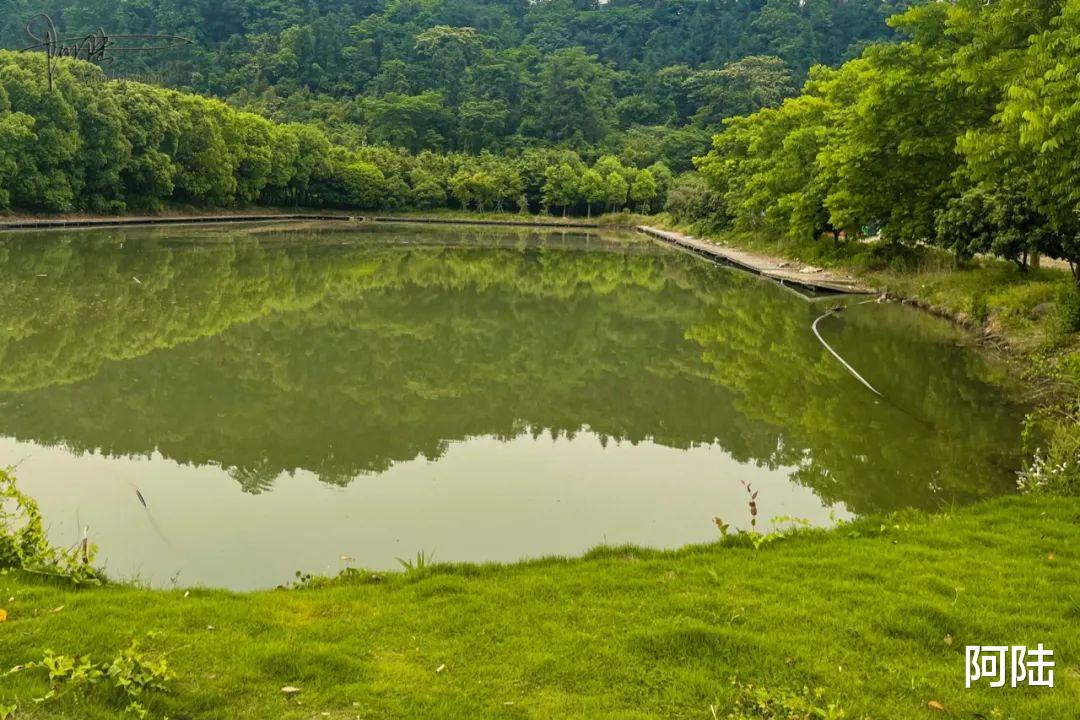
[{"left": 1, "top": 0, "right": 905, "bottom": 167}]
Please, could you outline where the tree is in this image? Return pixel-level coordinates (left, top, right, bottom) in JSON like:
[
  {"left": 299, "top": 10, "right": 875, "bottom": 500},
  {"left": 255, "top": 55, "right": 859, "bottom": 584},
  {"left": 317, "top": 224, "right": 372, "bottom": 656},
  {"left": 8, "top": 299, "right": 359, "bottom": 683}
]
[
  {"left": 630, "top": 169, "right": 658, "bottom": 213},
  {"left": 580, "top": 169, "right": 605, "bottom": 218},
  {"left": 414, "top": 26, "right": 485, "bottom": 104},
  {"left": 172, "top": 95, "right": 238, "bottom": 206},
  {"left": 542, "top": 163, "right": 580, "bottom": 216},
  {"left": 990, "top": 0, "right": 1080, "bottom": 285},
  {"left": 339, "top": 159, "right": 386, "bottom": 208},
  {"left": 410, "top": 170, "right": 447, "bottom": 209},
  {"left": 603, "top": 172, "right": 629, "bottom": 212},
  {"left": 357, "top": 92, "right": 453, "bottom": 153},
  {"left": 688, "top": 55, "right": 796, "bottom": 127},
  {"left": 532, "top": 48, "right": 615, "bottom": 147}
]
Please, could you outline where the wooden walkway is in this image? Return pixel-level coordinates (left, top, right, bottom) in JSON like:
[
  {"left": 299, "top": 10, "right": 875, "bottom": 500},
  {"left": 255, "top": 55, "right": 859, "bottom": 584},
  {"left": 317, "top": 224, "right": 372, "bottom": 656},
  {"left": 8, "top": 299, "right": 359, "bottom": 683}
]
[
  {"left": 0, "top": 214, "right": 354, "bottom": 231},
  {"left": 637, "top": 225, "right": 873, "bottom": 295}
]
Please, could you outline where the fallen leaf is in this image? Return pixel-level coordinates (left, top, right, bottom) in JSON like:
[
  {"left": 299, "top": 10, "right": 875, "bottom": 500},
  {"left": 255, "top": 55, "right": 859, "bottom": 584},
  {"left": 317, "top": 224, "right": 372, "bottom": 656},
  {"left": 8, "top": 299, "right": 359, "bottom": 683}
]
[
  {"left": 944, "top": 634, "right": 953, "bottom": 646},
  {"left": 0, "top": 609, "right": 7, "bottom": 623},
  {"left": 435, "top": 664, "right": 446, "bottom": 673},
  {"left": 928, "top": 700, "right": 945, "bottom": 712},
  {"left": 1048, "top": 553, "right": 1055, "bottom": 562},
  {"left": 281, "top": 686, "right": 301, "bottom": 697},
  {"left": 50, "top": 605, "right": 64, "bottom": 613}
]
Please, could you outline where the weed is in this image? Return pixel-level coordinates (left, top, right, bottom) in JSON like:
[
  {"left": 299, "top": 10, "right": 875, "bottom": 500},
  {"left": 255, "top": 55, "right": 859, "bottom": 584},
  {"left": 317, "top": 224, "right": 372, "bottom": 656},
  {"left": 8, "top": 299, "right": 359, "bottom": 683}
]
[
  {"left": 0, "top": 470, "right": 100, "bottom": 586},
  {"left": 740, "top": 481, "right": 759, "bottom": 533},
  {"left": 716, "top": 485, "right": 812, "bottom": 550},
  {"left": 14, "top": 639, "right": 174, "bottom": 718},
  {"left": 718, "top": 681, "right": 847, "bottom": 719},
  {"left": 396, "top": 549, "right": 436, "bottom": 573},
  {"left": 968, "top": 293, "right": 990, "bottom": 324}
]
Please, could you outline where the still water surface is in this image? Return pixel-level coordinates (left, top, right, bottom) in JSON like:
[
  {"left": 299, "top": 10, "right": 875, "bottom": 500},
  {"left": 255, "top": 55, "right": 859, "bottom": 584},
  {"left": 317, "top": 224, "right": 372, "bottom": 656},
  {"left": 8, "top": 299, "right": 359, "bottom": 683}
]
[{"left": 0, "top": 222, "right": 1025, "bottom": 588}]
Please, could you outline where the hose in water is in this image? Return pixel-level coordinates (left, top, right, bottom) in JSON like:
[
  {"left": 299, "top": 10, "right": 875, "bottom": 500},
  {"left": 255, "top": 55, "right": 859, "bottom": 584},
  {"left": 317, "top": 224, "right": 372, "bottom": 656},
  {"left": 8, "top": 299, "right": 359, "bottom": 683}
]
[{"left": 812, "top": 309, "right": 882, "bottom": 397}]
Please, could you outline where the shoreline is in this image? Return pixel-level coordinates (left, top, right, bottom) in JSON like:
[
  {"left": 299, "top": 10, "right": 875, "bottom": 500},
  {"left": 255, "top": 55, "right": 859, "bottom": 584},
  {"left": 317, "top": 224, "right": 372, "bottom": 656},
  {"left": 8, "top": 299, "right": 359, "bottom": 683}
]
[
  {"left": 637, "top": 224, "right": 874, "bottom": 296},
  {"left": 2, "top": 492, "right": 1075, "bottom": 718},
  {"left": 0, "top": 210, "right": 613, "bottom": 233}
]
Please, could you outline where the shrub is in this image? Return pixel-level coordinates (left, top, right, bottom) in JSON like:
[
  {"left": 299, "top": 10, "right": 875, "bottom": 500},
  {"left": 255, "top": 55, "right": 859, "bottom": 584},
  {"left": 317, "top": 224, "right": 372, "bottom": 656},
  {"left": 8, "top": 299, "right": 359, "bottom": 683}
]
[{"left": 1059, "top": 288, "right": 1080, "bottom": 334}]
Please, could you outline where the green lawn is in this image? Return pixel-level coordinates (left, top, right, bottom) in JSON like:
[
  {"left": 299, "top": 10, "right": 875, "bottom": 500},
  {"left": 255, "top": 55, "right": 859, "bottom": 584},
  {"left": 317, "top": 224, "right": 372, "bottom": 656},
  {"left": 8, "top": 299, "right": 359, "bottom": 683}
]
[{"left": 1, "top": 496, "right": 1077, "bottom": 719}]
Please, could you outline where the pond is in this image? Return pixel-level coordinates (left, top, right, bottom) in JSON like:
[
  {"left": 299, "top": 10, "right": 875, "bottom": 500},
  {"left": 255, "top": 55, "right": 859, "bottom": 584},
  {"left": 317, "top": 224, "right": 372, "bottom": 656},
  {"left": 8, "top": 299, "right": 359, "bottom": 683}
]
[{"left": 0, "top": 222, "right": 1026, "bottom": 588}]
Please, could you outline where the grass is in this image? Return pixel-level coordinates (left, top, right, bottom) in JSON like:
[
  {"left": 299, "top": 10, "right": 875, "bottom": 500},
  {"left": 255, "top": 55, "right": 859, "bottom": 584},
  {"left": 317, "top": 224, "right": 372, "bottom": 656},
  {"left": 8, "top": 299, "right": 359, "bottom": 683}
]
[
  {"left": 0, "top": 496, "right": 1077, "bottom": 719},
  {"left": 3, "top": 213, "right": 1079, "bottom": 718}
]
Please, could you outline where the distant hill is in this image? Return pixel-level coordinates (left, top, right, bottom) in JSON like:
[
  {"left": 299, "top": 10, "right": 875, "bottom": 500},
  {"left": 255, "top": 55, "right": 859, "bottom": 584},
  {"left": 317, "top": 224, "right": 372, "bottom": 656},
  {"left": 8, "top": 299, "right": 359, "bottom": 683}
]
[{"left": 1, "top": 0, "right": 908, "bottom": 157}]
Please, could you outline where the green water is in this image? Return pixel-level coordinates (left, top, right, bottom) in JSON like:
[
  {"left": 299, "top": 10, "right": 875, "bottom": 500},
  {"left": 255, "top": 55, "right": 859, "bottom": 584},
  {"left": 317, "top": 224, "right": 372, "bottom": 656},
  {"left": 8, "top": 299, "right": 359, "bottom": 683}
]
[{"left": 0, "top": 222, "right": 1025, "bottom": 588}]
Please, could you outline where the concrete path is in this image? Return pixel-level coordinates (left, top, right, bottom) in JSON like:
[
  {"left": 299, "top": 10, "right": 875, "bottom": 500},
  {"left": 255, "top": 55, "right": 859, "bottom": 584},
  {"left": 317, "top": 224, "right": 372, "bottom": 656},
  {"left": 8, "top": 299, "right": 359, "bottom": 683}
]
[{"left": 637, "top": 225, "right": 874, "bottom": 295}]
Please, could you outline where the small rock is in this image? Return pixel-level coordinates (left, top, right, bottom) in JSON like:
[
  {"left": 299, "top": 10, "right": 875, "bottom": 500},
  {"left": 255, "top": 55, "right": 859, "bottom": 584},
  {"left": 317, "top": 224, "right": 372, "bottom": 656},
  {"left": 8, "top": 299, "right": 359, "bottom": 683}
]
[{"left": 1031, "top": 301, "right": 1055, "bottom": 319}]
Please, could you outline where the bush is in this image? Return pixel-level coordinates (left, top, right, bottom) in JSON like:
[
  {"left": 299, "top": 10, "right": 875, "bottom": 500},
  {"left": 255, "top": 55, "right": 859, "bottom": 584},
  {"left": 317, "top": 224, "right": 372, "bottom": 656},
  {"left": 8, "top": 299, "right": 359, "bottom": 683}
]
[
  {"left": 1059, "top": 288, "right": 1080, "bottom": 333},
  {"left": 663, "top": 173, "right": 728, "bottom": 226},
  {"left": 1018, "top": 407, "right": 1080, "bottom": 497}
]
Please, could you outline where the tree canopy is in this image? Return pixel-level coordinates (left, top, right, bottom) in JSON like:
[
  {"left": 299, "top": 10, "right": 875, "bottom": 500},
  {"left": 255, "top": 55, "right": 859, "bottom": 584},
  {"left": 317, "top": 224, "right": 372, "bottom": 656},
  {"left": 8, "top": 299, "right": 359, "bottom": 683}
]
[{"left": 692, "top": 0, "right": 1080, "bottom": 285}]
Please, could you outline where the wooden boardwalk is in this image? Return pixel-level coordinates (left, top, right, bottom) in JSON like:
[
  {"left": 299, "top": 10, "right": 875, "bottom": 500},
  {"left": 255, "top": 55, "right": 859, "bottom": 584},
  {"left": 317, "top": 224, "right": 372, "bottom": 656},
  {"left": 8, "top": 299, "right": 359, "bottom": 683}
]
[{"left": 637, "top": 225, "right": 873, "bottom": 295}]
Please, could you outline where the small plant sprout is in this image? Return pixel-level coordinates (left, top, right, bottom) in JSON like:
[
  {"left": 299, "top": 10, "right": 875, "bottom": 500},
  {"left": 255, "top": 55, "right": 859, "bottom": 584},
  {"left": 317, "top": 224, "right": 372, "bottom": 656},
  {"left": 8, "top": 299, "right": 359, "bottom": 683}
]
[
  {"left": 740, "top": 480, "right": 759, "bottom": 533},
  {"left": 396, "top": 549, "right": 436, "bottom": 573}
]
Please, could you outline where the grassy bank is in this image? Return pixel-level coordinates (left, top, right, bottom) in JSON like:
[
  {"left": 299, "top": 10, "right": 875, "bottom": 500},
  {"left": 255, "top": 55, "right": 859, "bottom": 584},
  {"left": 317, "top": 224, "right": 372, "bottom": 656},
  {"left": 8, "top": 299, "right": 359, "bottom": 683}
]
[
  {"left": 1, "top": 495, "right": 1077, "bottom": 719},
  {"left": 653, "top": 221, "right": 1078, "bottom": 347}
]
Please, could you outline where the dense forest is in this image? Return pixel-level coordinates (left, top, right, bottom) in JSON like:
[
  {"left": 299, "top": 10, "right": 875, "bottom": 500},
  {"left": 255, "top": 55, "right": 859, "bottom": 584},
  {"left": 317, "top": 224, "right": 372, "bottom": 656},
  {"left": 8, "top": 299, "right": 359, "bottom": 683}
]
[
  {"left": 1, "top": 0, "right": 904, "bottom": 160},
  {"left": 687, "top": 0, "right": 1080, "bottom": 283}
]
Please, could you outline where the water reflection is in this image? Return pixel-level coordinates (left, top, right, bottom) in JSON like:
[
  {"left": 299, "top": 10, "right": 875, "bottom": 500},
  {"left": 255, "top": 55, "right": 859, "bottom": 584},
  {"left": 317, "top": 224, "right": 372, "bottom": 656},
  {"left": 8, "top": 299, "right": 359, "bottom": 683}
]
[{"left": 0, "top": 223, "right": 1026, "bottom": 585}]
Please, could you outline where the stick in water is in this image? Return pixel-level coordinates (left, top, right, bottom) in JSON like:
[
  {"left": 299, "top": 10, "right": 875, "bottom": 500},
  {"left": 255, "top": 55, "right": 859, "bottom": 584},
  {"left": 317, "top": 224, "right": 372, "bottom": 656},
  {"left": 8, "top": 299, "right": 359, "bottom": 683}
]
[{"left": 812, "top": 309, "right": 882, "bottom": 397}]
